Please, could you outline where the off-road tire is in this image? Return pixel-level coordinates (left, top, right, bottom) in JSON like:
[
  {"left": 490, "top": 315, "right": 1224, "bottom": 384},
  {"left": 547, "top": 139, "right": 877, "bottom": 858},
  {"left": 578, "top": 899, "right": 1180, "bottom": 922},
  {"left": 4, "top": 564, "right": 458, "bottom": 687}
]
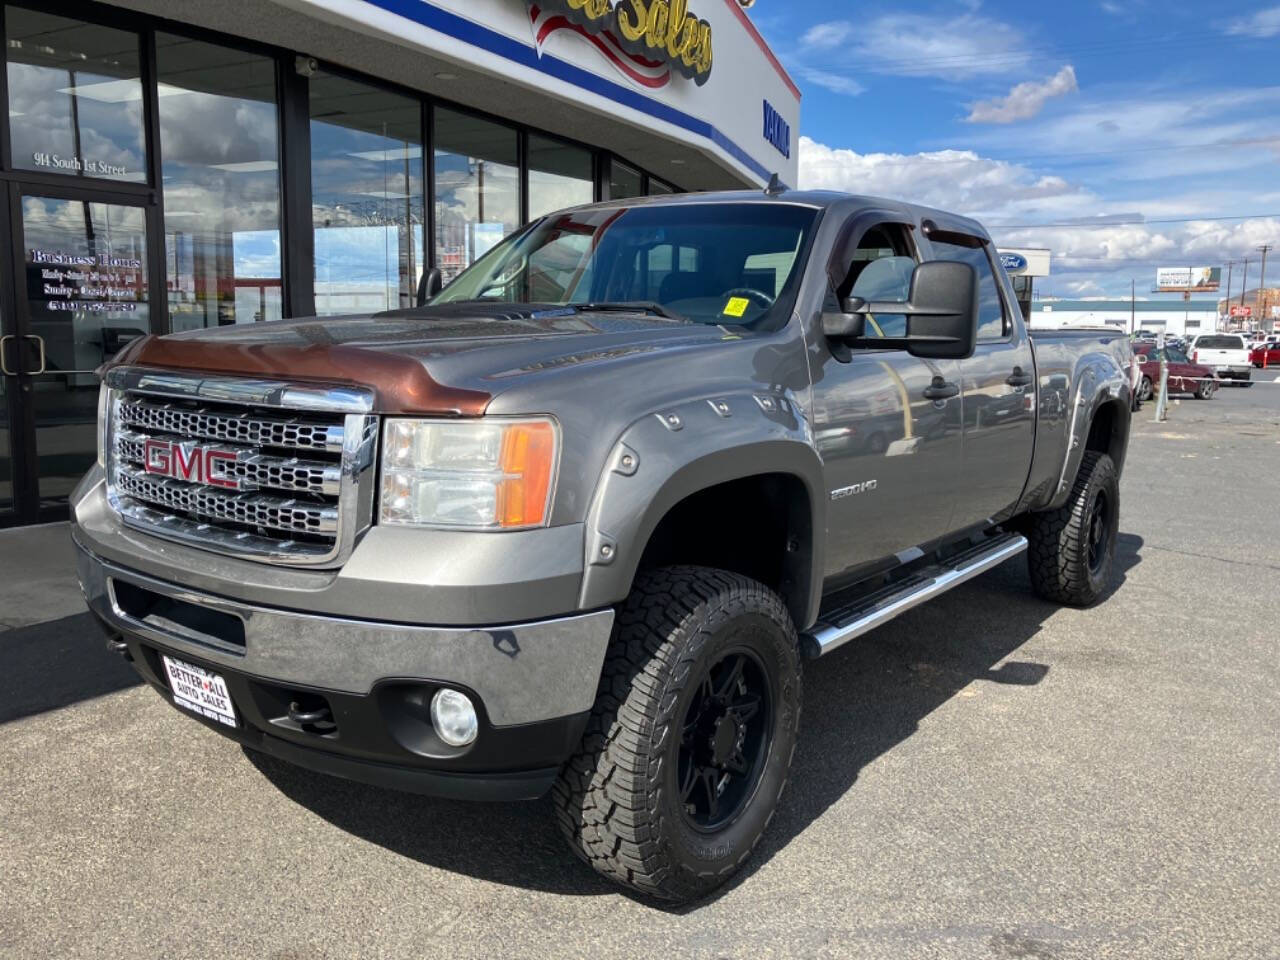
[
  {"left": 1137, "top": 376, "right": 1153, "bottom": 402},
  {"left": 553, "top": 566, "right": 801, "bottom": 902},
  {"left": 1027, "top": 451, "right": 1119, "bottom": 607}
]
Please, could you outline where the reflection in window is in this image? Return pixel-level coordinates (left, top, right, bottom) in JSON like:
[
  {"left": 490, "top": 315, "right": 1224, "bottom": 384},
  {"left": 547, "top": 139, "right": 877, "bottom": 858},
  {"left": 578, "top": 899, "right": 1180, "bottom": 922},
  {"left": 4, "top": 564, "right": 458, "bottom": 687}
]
[
  {"left": 609, "top": 160, "right": 643, "bottom": 200},
  {"left": 309, "top": 71, "right": 423, "bottom": 316},
  {"left": 528, "top": 135, "right": 593, "bottom": 221},
  {"left": 648, "top": 178, "right": 675, "bottom": 196},
  {"left": 928, "top": 239, "right": 1006, "bottom": 340},
  {"left": 156, "top": 34, "right": 281, "bottom": 329},
  {"left": 433, "top": 108, "right": 518, "bottom": 285},
  {"left": 5, "top": 8, "right": 145, "bottom": 182}
]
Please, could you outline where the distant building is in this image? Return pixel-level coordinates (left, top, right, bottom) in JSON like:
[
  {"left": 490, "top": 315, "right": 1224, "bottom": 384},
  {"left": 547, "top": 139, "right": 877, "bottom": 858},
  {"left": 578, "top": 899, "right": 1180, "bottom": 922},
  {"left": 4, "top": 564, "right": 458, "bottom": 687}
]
[
  {"left": 1217, "top": 288, "right": 1280, "bottom": 332},
  {"left": 1030, "top": 299, "right": 1219, "bottom": 338}
]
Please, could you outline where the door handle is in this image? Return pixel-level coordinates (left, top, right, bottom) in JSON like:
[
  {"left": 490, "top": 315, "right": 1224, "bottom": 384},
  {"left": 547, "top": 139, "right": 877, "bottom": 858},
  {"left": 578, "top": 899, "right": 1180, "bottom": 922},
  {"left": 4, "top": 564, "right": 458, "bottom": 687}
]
[
  {"left": 23, "top": 335, "right": 46, "bottom": 376},
  {"left": 923, "top": 377, "right": 959, "bottom": 401},
  {"left": 1006, "top": 367, "right": 1033, "bottom": 388},
  {"left": 0, "top": 336, "right": 14, "bottom": 376}
]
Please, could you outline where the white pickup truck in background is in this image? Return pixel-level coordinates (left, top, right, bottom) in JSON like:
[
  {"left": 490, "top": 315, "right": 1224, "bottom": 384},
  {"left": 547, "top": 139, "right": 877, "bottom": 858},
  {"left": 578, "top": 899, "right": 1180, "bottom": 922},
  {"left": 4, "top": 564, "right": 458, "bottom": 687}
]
[{"left": 1190, "top": 334, "right": 1253, "bottom": 385}]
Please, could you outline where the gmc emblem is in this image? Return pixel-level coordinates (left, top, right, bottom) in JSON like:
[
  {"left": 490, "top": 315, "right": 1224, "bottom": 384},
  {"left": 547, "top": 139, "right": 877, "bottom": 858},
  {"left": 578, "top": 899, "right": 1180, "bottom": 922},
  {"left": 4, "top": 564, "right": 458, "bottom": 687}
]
[{"left": 144, "top": 439, "right": 239, "bottom": 489}]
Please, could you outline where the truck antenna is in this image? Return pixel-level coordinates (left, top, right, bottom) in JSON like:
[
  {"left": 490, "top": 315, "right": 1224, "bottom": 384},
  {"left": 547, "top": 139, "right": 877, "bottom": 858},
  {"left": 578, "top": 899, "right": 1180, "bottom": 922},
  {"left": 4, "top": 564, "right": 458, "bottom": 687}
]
[{"left": 764, "top": 173, "right": 785, "bottom": 196}]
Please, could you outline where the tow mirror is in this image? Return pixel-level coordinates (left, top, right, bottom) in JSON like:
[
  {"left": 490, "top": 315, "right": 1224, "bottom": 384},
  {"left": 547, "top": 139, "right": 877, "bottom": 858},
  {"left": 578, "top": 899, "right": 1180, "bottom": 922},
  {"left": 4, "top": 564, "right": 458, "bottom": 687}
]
[
  {"left": 824, "top": 261, "right": 979, "bottom": 361},
  {"left": 416, "top": 267, "right": 443, "bottom": 307}
]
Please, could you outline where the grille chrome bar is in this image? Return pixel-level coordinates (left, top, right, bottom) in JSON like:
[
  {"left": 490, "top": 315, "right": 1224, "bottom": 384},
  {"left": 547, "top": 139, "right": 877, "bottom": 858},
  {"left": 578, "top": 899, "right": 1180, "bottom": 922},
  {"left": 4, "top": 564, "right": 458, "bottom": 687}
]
[
  {"left": 114, "top": 430, "right": 342, "bottom": 497},
  {"left": 118, "top": 397, "right": 345, "bottom": 454},
  {"left": 115, "top": 464, "right": 339, "bottom": 536}
]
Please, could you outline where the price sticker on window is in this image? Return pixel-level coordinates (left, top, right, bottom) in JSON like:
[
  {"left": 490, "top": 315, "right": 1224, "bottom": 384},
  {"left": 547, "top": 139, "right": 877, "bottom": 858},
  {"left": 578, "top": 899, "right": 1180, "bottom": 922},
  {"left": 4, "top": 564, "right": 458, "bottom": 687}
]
[{"left": 722, "top": 297, "right": 751, "bottom": 318}]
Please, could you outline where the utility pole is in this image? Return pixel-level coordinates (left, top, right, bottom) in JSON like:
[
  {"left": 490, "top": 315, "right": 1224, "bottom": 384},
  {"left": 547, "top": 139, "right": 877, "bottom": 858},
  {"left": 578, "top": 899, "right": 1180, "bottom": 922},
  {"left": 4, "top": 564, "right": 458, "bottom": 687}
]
[
  {"left": 1130, "top": 278, "right": 1135, "bottom": 336},
  {"left": 1223, "top": 260, "right": 1236, "bottom": 330},
  {"left": 1240, "top": 258, "right": 1249, "bottom": 330},
  {"left": 1259, "top": 244, "right": 1273, "bottom": 331}
]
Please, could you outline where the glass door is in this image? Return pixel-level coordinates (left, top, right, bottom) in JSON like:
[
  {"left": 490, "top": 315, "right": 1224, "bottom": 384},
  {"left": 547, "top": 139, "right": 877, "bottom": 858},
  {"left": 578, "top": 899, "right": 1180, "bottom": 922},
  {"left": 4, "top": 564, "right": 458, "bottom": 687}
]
[{"left": 7, "top": 183, "right": 155, "bottom": 518}]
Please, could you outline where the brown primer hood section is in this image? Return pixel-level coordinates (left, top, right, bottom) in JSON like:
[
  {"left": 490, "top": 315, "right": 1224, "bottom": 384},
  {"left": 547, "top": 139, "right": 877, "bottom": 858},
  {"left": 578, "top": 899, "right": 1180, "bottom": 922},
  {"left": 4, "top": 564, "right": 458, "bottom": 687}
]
[{"left": 109, "top": 335, "right": 491, "bottom": 415}]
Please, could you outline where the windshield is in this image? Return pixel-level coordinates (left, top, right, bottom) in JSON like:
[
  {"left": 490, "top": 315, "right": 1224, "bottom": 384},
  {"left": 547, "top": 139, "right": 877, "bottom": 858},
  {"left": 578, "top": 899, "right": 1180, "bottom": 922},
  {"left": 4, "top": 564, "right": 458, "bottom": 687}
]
[{"left": 432, "top": 202, "right": 820, "bottom": 328}]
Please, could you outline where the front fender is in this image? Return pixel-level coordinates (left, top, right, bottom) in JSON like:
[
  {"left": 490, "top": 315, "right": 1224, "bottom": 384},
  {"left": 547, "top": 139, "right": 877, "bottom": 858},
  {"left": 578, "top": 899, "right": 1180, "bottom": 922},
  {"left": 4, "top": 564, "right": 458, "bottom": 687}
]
[{"left": 577, "top": 390, "right": 826, "bottom": 629}]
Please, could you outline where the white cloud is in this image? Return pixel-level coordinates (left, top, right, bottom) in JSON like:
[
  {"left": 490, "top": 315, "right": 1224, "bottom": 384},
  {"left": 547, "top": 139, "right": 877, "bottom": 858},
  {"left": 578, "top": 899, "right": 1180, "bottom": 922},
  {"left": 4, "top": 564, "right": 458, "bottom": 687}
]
[
  {"left": 1224, "top": 5, "right": 1280, "bottom": 36},
  {"left": 797, "top": 136, "right": 1086, "bottom": 219},
  {"left": 800, "top": 21, "right": 853, "bottom": 50},
  {"left": 797, "top": 135, "right": 1280, "bottom": 295},
  {"left": 797, "top": 68, "right": 864, "bottom": 97},
  {"left": 965, "top": 66, "right": 1078, "bottom": 124},
  {"left": 807, "top": 12, "right": 1029, "bottom": 79}
]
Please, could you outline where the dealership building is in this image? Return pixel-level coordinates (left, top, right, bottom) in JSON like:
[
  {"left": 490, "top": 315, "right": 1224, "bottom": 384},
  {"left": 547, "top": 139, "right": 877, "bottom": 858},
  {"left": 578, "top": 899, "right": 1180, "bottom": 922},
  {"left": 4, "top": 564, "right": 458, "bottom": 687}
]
[
  {"left": 1030, "top": 300, "right": 1220, "bottom": 338},
  {"left": 0, "top": 0, "right": 800, "bottom": 527}
]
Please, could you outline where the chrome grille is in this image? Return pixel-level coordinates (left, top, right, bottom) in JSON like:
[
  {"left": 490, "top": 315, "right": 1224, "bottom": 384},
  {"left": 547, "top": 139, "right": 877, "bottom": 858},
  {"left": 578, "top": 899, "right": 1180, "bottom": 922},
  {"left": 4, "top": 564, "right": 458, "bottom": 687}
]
[
  {"left": 104, "top": 368, "right": 377, "bottom": 566},
  {"left": 118, "top": 397, "right": 342, "bottom": 452},
  {"left": 114, "top": 431, "right": 340, "bottom": 497}
]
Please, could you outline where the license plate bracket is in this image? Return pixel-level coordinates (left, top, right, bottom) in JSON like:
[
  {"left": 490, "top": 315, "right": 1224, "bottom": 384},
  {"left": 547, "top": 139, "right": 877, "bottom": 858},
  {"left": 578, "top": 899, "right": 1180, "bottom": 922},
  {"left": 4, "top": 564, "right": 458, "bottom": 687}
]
[{"left": 161, "top": 655, "right": 238, "bottom": 728}]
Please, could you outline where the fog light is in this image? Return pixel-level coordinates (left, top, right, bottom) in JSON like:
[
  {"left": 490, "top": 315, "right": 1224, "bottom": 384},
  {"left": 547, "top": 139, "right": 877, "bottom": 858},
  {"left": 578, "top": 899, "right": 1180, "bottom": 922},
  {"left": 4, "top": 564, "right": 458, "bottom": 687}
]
[{"left": 430, "top": 688, "right": 478, "bottom": 747}]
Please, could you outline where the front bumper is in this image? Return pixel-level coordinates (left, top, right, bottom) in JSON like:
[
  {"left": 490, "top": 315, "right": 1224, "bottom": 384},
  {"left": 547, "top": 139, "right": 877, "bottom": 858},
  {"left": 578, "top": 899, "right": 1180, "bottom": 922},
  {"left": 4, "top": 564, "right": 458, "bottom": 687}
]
[{"left": 76, "top": 542, "right": 614, "bottom": 800}]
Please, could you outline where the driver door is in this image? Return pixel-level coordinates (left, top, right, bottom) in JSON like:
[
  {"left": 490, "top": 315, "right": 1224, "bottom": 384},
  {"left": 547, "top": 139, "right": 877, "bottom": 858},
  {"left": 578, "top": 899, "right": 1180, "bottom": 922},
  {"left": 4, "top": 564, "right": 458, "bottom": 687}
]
[{"left": 811, "top": 217, "right": 964, "bottom": 582}]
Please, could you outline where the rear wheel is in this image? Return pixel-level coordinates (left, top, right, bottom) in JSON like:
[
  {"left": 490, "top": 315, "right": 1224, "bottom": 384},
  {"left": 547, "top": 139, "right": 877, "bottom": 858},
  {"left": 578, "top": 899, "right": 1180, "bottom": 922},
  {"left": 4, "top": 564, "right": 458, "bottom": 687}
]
[
  {"left": 1027, "top": 451, "right": 1120, "bottom": 607},
  {"left": 554, "top": 567, "right": 801, "bottom": 902}
]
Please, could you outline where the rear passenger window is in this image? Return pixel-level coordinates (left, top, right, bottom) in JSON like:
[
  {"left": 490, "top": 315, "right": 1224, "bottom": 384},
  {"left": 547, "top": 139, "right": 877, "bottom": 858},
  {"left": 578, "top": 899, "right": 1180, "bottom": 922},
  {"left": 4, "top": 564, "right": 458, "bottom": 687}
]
[{"left": 927, "top": 239, "right": 1006, "bottom": 340}]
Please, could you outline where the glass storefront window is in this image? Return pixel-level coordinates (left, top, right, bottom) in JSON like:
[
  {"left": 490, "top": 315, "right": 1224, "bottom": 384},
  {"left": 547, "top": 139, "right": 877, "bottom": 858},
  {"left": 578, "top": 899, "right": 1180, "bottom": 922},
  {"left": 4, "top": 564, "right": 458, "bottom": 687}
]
[
  {"left": 528, "top": 135, "right": 593, "bottom": 221},
  {"left": 433, "top": 108, "right": 518, "bottom": 284},
  {"left": 310, "top": 71, "right": 424, "bottom": 316},
  {"left": 609, "top": 159, "right": 643, "bottom": 200},
  {"left": 5, "top": 8, "right": 146, "bottom": 182},
  {"left": 156, "top": 34, "right": 282, "bottom": 330}
]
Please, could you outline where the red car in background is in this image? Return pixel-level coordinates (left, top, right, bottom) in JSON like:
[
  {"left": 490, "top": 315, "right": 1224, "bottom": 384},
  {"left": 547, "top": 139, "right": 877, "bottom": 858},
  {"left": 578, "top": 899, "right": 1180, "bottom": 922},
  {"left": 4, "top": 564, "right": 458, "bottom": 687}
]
[
  {"left": 1251, "top": 341, "right": 1280, "bottom": 368},
  {"left": 1134, "top": 343, "right": 1217, "bottom": 401}
]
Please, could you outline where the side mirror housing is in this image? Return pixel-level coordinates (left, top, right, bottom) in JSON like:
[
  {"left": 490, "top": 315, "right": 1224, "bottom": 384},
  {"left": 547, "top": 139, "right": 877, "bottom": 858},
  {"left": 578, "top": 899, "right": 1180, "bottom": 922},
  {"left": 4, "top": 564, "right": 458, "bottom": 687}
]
[
  {"left": 416, "top": 267, "right": 444, "bottom": 307},
  {"left": 823, "top": 261, "right": 979, "bottom": 361},
  {"left": 902, "top": 260, "right": 979, "bottom": 360}
]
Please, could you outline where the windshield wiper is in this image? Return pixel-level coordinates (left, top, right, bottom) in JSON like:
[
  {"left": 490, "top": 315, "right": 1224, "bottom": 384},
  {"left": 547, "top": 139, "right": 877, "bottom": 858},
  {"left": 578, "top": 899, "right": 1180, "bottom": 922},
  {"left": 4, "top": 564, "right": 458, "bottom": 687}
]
[{"left": 575, "top": 301, "right": 688, "bottom": 323}]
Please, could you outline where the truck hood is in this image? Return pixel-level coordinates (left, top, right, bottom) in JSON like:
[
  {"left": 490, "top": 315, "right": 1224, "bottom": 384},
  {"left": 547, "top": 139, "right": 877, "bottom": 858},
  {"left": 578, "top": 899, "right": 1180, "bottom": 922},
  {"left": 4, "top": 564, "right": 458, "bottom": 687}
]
[{"left": 109, "top": 303, "right": 740, "bottom": 415}]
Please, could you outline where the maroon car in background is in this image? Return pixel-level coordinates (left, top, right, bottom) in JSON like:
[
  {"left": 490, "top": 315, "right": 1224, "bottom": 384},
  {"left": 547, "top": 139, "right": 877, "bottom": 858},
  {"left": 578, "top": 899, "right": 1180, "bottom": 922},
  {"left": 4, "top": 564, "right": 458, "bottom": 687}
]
[{"left": 1134, "top": 343, "right": 1217, "bottom": 401}]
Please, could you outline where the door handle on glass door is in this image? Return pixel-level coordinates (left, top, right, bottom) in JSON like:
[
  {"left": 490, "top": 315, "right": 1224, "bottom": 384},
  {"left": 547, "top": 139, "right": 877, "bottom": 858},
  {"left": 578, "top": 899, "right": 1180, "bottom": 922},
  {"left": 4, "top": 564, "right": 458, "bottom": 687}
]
[
  {"left": 0, "top": 336, "right": 15, "bottom": 376},
  {"left": 23, "top": 335, "right": 46, "bottom": 376},
  {"left": 923, "top": 377, "right": 960, "bottom": 401}
]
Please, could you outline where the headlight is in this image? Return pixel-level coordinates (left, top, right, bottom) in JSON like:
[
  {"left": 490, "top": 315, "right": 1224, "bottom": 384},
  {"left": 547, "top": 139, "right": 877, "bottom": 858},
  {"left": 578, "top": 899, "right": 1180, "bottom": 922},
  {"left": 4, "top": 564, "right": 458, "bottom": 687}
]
[{"left": 379, "top": 417, "right": 559, "bottom": 529}]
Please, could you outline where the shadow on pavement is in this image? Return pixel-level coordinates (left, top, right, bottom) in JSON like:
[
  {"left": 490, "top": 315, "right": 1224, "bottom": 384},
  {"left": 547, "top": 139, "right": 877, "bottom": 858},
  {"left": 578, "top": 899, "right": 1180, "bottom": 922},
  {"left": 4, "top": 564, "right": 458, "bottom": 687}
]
[
  {"left": 249, "top": 533, "right": 1144, "bottom": 905},
  {"left": 0, "top": 612, "right": 142, "bottom": 724}
]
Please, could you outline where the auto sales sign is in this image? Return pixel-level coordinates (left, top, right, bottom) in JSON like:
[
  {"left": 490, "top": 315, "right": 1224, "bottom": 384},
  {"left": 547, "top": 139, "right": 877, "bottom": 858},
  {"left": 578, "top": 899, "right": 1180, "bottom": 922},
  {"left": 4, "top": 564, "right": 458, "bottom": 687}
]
[{"left": 529, "top": 0, "right": 713, "bottom": 87}]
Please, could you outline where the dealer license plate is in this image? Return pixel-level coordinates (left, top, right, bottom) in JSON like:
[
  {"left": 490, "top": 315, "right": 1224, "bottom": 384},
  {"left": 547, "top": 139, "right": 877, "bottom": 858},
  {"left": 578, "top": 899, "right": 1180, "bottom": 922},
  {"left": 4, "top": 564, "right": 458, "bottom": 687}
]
[{"left": 162, "top": 655, "right": 237, "bottom": 728}]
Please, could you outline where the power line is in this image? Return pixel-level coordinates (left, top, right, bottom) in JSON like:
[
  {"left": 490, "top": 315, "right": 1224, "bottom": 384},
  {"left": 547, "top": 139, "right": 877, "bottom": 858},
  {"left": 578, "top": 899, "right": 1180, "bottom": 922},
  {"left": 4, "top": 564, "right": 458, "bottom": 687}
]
[{"left": 989, "top": 213, "right": 1280, "bottom": 229}]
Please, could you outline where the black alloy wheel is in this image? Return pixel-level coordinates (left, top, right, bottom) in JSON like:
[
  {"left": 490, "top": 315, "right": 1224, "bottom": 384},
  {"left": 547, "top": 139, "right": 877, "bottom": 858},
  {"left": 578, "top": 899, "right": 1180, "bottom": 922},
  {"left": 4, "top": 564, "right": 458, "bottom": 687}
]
[
  {"left": 676, "top": 649, "right": 773, "bottom": 832},
  {"left": 1086, "top": 490, "right": 1109, "bottom": 576}
]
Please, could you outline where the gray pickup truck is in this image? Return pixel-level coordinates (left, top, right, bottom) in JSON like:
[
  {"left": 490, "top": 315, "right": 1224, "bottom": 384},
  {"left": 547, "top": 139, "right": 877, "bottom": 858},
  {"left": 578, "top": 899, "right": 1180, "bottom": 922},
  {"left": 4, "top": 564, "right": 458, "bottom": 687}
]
[{"left": 73, "top": 188, "right": 1132, "bottom": 901}]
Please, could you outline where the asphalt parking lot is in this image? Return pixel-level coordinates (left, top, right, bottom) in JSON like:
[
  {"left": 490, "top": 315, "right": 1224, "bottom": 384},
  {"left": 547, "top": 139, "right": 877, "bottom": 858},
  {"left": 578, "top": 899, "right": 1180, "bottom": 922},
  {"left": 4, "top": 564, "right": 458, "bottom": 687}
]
[{"left": 2, "top": 383, "right": 1278, "bottom": 960}]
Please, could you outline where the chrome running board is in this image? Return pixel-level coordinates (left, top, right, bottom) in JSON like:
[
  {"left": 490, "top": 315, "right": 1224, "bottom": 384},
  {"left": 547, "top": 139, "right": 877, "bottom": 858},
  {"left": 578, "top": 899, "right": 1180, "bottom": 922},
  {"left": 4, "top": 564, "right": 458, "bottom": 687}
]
[{"left": 801, "top": 533, "right": 1028, "bottom": 659}]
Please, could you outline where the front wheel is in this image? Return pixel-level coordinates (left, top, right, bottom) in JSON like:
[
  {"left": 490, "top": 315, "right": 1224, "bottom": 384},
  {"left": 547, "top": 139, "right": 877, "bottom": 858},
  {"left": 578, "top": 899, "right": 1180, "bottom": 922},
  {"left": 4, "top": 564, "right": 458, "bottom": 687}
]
[
  {"left": 553, "top": 567, "right": 801, "bottom": 902},
  {"left": 1137, "top": 376, "right": 1153, "bottom": 402},
  {"left": 1027, "top": 451, "right": 1120, "bottom": 607},
  {"left": 1195, "top": 378, "right": 1216, "bottom": 400}
]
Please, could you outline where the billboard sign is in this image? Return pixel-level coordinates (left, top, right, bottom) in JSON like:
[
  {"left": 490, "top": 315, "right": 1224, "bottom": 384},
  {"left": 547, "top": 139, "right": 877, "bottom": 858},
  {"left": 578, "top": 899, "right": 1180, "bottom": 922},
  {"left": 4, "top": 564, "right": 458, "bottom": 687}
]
[
  {"left": 1155, "top": 266, "right": 1221, "bottom": 293},
  {"left": 1230, "top": 305, "right": 1252, "bottom": 318}
]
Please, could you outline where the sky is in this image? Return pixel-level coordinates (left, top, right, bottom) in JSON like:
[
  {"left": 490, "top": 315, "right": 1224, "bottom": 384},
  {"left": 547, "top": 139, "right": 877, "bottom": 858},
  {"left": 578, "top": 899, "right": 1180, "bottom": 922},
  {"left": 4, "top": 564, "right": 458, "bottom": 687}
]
[{"left": 752, "top": 0, "right": 1280, "bottom": 299}]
